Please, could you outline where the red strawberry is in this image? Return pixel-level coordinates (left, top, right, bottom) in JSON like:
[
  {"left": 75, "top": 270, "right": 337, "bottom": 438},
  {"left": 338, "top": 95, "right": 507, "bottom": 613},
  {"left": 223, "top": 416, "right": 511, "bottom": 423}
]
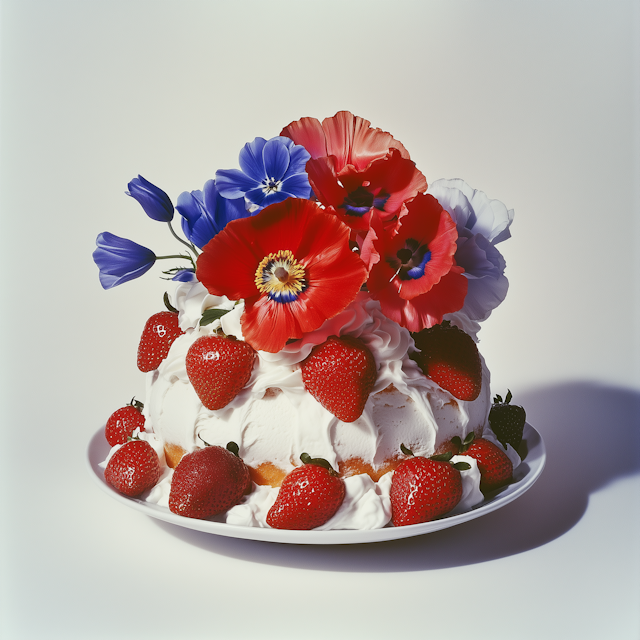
[
  {"left": 301, "top": 335, "right": 377, "bottom": 422},
  {"left": 168, "top": 443, "right": 250, "bottom": 519},
  {"left": 137, "top": 310, "right": 184, "bottom": 372},
  {"left": 412, "top": 321, "right": 482, "bottom": 401},
  {"left": 104, "top": 439, "right": 162, "bottom": 497},
  {"left": 266, "top": 454, "right": 346, "bottom": 530},
  {"left": 186, "top": 335, "right": 256, "bottom": 410},
  {"left": 390, "top": 452, "right": 464, "bottom": 526},
  {"left": 105, "top": 398, "right": 145, "bottom": 446},
  {"left": 456, "top": 434, "right": 512, "bottom": 492}
]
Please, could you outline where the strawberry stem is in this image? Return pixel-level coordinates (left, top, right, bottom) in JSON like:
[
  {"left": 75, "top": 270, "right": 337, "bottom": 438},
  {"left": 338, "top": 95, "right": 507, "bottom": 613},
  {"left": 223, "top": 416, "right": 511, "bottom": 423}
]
[{"left": 299, "top": 452, "right": 338, "bottom": 475}]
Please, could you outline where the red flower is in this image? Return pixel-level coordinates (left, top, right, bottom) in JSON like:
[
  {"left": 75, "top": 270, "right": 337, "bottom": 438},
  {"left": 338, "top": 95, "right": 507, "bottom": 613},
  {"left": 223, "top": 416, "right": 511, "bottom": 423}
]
[
  {"left": 366, "top": 194, "right": 468, "bottom": 332},
  {"left": 196, "top": 199, "right": 367, "bottom": 353},
  {"left": 281, "top": 110, "right": 411, "bottom": 170},
  {"left": 282, "top": 111, "right": 427, "bottom": 233}
]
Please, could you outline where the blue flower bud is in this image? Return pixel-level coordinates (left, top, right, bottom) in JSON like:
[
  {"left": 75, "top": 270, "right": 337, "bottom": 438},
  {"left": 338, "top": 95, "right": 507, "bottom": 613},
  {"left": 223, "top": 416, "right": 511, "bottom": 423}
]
[
  {"left": 127, "top": 175, "right": 174, "bottom": 222},
  {"left": 171, "top": 269, "right": 198, "bottom": 283},
  {"left": 93, "top": 232, "right": 156, "bottom": 289}
]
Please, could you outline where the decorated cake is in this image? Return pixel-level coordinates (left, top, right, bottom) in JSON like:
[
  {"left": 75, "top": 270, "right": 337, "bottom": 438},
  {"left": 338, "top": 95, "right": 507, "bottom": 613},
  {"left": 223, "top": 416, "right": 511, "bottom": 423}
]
[{"left": 94, "top": 111, "right": 526, "bottom": 530}]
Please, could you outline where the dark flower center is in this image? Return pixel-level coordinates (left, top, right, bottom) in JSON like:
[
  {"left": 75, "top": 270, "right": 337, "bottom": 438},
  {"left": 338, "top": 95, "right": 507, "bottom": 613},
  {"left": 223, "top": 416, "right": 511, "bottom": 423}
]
[
  {"left": 386, "top": 238, "right": 432, "bottom": 282},
  {"left": 340, "top": 185, "right": 390, "bottom": 217},
  {"left": 262, "top": 178, "right": 282, "bottom": 194}
]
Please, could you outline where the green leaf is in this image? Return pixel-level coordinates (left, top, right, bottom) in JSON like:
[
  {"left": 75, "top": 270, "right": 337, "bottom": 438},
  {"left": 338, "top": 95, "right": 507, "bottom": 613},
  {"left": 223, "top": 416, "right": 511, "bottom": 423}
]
[
  {"left": 430, "top": 452, "right": 453, "bottom": 462},
  {"left": 505, "top": 389, "right": 513, "bottom": 404},
  {"left": 453, "top": 462, "right": 471, "bottom": 471},
  {"left": 226, "top": 441, "right": 240, "bottom": 457},
  {"left": 200, "top": 308, "right": 231, "bottom": 326}
]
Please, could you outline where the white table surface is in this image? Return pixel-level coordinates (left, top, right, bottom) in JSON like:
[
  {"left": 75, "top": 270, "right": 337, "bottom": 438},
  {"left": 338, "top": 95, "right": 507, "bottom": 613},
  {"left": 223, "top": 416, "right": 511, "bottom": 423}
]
[{"left": 1, "top": 1, "right": 639, "bottom": 639}]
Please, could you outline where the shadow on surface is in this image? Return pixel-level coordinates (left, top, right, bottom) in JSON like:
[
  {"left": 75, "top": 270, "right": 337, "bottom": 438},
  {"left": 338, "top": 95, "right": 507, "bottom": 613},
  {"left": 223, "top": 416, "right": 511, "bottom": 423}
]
[{"left": 153, "top": 381, "right": 640, "bottom": 571}]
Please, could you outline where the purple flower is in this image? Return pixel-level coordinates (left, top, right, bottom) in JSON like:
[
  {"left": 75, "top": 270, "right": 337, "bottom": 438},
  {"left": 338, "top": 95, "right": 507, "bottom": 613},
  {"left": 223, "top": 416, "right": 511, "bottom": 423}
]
[
  {"left": 427, "top": 178, "right": 514, "bottom": 322},
  {"left": 176, "top": 180, "right": 248, "bottom": 249},
  {"left": 93, "top": 232, "right": 156, "bottom": 289},
  {"left": 215, "top": 136, "right": 311, "bottom": 209},
  {"left": 127, "top": 175, "right": 174, "bottom": 222}
]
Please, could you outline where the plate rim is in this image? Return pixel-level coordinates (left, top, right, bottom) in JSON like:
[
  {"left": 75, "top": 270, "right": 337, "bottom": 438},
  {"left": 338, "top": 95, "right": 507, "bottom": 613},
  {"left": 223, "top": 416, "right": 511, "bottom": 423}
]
[{"left": 87, "top": 423, "right": 546, "bottom": 545}]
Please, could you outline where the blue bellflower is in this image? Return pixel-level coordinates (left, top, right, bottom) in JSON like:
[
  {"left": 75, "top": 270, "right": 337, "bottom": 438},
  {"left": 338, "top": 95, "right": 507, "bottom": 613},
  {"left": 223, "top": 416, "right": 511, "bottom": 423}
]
[
  {"left": 93, "top": 232, "right": 156, "bottom": 289},
  {"left": 127, "top": 175, "right": 174, "bottom": 222},
  {"left": 215, "top": 136, "right": 311, "bottom": 210},
  {"left": 176, "top": 180, "right": 248, "bottom": 249}
]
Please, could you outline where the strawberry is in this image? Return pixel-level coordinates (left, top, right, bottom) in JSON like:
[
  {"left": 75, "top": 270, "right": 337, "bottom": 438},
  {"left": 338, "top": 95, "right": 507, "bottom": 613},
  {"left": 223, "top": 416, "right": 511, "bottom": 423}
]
[
  {"left": 186, "top": 335, "right": 256, "bottom": 410},
  {"left": 104, "top": 439, "right": 162, "bottom": 497},
  {"left": 390, "top": 449, "right": 465, "bottom": 526},
  {"left": 301, "top": 335, "right": 377, "bottom": 422},
  {"left": 412, "top": 321, "right": 482, "bottom": 401},
  {"left": 168, "top": 443, "right": 250, "bottom": 519},
  {"left": 137, "top": 303, "right": 184, "bottom": 372},
  {"left": 454, "top": 433, "right": 512, "bottom": 492},
  {"left": 488, "top": 390, "right": 526, "bottom": 449},
  {"left": 266, "top": 454, "right": 346, "bottom": 530},
  {"left": 105, "top": 398, "right": 145, "bottom": 446}
]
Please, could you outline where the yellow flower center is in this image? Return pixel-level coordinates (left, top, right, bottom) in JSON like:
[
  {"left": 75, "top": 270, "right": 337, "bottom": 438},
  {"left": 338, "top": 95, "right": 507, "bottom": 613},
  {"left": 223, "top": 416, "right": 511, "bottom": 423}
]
[{"left": 255, "top": 249, "right": 307, "bottom": 303}]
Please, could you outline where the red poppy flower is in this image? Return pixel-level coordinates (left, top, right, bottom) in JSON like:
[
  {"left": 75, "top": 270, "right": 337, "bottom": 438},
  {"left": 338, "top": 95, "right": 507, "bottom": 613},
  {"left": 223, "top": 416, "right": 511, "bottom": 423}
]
[
  {"left": 366, "top": 194, "right": 468, "bottom": 332},
  {"left": 196, "top": 199, "right": 367, "bottom": 353},
  {"left": 281, "top": 110, "right": 411, "bottom": 170},
  {"left": 281, "top": 112, "right": 427, "bottom": 233}
]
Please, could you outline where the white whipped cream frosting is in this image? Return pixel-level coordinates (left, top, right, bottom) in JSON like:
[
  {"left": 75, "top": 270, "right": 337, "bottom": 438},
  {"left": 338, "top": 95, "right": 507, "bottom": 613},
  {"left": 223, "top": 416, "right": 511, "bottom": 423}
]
[{"left": 102, "top": 280, "right": 522, "bottom": 530}]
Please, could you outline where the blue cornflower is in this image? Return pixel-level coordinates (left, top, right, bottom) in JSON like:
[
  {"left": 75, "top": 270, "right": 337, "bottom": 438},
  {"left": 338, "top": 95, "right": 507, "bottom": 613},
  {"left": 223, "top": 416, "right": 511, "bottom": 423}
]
[
  {"left": 176, "top": 180, "right": 248, "bottom": 249},
  {"left": 93, "top": 232, "right": 156, "bottom": 289},
  {"left": 215, "top": 136, "right": 311, "bottom": 209},
  {"left": 127, "top": 175, "right": 174, "bottom": 222}
]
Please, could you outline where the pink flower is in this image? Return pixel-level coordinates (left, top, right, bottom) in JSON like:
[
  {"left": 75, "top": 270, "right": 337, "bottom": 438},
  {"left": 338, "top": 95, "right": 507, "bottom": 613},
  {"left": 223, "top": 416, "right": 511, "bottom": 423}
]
[{"left": 366, "top": 194, "right": 468, "bottom": 332}]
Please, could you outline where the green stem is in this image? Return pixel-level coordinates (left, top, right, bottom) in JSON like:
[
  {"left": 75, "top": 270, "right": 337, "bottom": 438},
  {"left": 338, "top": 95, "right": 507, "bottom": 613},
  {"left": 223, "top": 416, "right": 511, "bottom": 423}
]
[
  {"left": 167, "top": 222, "right": 199, "bottom": 258},
  {"left": 156, "top": 253, "right": 196, "bottom": 270}
]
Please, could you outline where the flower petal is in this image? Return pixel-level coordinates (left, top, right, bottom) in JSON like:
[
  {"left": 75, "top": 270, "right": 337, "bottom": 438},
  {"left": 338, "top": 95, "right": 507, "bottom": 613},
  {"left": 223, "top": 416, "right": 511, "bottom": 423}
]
[
  {"left": 215, "top": 168, "right": 259, "bottom": 199},
  {"left": 280, "top": 172, "right": 312, "bottom": 199},
  {"left": 238, "top": 137, "right": 268, "bottom": 182},
  {"left": 280, "top": 117, "right": 328, "bottom": 159},
  {"left": 262, "top": 138, "right": 290, "bottom": 182}
]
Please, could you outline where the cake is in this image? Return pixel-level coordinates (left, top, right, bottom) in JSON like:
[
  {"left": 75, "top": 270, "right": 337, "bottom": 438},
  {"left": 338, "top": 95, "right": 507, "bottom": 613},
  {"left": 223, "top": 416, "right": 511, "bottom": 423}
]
[{"left": 94, "top": 111, "right": 523, "bottom": 530}]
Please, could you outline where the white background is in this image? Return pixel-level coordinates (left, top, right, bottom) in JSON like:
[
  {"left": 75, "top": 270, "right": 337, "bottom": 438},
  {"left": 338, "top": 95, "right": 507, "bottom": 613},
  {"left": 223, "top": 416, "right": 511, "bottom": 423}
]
[{"left": 1, "top": 1, "right": 639, "bottom": 638}]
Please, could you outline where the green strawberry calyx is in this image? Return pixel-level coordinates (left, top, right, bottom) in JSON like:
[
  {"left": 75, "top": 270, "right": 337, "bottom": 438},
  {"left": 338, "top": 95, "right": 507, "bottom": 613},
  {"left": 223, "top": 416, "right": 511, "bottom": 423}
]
[
  {"left": 226, "top": 441, "right": 241, "bottom": 457},
  {"left": 400, "top": 442, "right": 470, "bottom": 471},
  {"left": 493, "top": 389, "right": 513, "bottom": 405},
  {"left": 128, "top": 397, "right": 144, "bottom": 412},
  {"left": 299, "top": 452, "right": 339, "bottom": 476}
]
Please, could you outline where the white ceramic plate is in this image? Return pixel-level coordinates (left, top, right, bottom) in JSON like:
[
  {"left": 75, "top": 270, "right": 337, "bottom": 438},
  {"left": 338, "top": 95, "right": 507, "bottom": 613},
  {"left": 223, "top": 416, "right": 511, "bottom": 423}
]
[{"left": 87, "top": 423, "right": 545, "bottom": 545}]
